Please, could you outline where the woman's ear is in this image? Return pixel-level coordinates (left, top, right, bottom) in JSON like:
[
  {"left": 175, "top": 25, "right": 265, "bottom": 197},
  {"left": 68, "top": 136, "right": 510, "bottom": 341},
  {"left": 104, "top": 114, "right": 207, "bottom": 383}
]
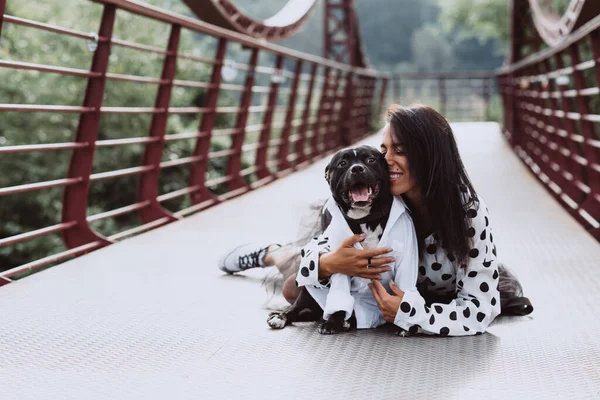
[{"left": 324, "top": 164, "right": 330, "bottom": 183}]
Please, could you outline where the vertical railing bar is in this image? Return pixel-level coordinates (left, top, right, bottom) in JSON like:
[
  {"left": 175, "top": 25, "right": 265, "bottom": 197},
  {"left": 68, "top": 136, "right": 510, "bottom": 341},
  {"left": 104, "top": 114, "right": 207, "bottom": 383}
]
[
  {"left": 554, "top": 52, "right": 587, "bottom": 203},
  {"left": 482, "top": 77, "right": 490, "bottom": 121},
  {"left": 0, "top": 0, "right": 7, "bottom": 38},
  {"left": 378, "top": 76, "right": 388, "bottom": 122},
  {"left": 225, "top": 47, "right": 259, "bottom": 190},
  {"left": 329, "top": 69, "right": 347, "bottom": 150},
  {"left": 438, "top": 75, "right": 446, "bottom": 116},
  {"left": 189, "top": 38, "right": 228, "bottom": 205},
  {"left": 312, "top": 66, "right": 331, "bottom": 160},
  {"left": 296, "top": 63, "right": 318, "bottom": 165},
  {"left": 255, "top": 54, "right": 284, "bottom": 179},
  {"left": 138, "top": 24, "right": 181, "bottom": 224},
  {"left": 393, "top": 76, "right": 401, "bottom": 104},
  {"left": 62, "top": 4, "right": 116, "bottom": 250},
  {"left": 277, "top": 59, "right": 303, "bottom": 173}
]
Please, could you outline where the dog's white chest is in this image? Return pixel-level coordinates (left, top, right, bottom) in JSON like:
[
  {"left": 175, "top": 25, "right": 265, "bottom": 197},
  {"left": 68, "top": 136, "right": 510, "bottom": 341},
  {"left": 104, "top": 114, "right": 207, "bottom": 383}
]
[{"left": 360, "top": 223, "right": 383, "bottom": 249}]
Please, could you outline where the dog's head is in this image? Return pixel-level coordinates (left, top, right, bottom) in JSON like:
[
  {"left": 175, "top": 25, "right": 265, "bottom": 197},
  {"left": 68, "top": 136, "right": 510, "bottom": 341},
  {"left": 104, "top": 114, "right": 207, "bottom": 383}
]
[{"left": 324, "top": 145, "right": 391, "bottom": 218}]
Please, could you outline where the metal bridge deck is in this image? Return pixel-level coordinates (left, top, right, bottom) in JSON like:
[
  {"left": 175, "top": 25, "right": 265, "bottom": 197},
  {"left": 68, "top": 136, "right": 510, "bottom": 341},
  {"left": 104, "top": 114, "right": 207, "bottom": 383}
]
[{"left": 1, "top": 123, "right": 599, "bottom": 399}]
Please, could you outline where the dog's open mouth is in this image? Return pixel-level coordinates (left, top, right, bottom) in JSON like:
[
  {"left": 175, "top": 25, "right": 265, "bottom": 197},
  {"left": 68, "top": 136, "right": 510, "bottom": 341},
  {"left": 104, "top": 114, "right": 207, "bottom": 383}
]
[{"left": 344, "top": 183, "right": 380, "bottom": 207}]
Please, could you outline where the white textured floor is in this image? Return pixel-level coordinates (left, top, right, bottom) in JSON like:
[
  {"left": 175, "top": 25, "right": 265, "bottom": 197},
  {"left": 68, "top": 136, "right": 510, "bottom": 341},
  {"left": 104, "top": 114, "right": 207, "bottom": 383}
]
[{"left": 1, "top": 123, "right": 599, "bottom": 400}]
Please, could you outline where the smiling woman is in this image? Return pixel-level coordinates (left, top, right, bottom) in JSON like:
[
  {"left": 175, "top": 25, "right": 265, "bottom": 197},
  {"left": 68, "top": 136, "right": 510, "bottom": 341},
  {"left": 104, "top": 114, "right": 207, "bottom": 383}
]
[{"left": 218, "top": 103, "right": 533, "bottom": 336}]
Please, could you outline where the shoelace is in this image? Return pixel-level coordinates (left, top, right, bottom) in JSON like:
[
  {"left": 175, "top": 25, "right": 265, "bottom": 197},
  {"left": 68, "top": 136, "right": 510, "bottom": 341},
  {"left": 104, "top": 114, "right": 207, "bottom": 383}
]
[{"left": 238, "top": 248, "right": 265, "bottom": 270}]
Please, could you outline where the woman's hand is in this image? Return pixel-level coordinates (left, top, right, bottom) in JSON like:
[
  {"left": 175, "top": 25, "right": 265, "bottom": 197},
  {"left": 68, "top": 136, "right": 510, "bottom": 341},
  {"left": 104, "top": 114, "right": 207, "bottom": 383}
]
[
  {"left": 319, "top": 234, "right": 395, "bottom": 280},
  {"left": 370, "top": 280, "right": 405, "bottom": 323}
]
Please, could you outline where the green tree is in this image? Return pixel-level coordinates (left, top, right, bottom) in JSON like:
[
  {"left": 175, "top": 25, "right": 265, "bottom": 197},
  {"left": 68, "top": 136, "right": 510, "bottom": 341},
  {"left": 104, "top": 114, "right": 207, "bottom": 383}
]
[{"left": 437, "top": 0, "right": 509, "bottom": 55}]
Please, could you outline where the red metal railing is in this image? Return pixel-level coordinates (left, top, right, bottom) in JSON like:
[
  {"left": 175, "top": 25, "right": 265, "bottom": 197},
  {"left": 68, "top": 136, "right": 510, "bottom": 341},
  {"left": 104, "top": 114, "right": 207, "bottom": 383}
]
[
  {"left": 497, "top": 14, "right": 600, "bottom": 241},
  {"left": 0, "top": 0, "right": 386, "bottom": 282}
]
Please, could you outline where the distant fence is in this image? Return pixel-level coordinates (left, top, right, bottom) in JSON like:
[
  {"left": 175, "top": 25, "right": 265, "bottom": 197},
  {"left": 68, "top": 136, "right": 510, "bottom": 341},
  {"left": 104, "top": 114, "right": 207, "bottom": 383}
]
[
  {"left": 390, "top": 72, "right": 497, "bottom": 122},
  {"left": 497, "top": 15, "right": 600, "bottom": 241}
]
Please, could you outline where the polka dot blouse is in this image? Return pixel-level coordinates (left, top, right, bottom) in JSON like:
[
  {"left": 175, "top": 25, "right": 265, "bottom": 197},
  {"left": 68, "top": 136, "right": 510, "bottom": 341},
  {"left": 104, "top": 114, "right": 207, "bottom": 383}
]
[{"left": 298, "top": 195, "right": 501, "bottom": 336}]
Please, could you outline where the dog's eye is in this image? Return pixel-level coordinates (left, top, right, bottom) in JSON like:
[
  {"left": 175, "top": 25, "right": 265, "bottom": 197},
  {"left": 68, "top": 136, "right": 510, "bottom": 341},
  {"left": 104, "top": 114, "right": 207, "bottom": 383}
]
[
  {"left": 367, "top": 157, "right": 376, "bottom": 163},
  {"left": 338, "top": 160, "right": 347, "bottom": 168}
]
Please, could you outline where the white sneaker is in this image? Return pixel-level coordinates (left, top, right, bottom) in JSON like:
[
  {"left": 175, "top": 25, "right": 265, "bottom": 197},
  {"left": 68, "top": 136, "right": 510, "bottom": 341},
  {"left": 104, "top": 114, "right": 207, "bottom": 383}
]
[{"left": 218, "top": 243, "right": 277, "bottom": 274}]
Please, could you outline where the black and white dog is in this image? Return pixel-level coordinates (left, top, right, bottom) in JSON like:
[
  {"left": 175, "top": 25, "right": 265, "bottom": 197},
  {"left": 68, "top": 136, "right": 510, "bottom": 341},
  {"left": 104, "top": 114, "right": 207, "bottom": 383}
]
[{"left": 267, "top": 145, "right": 394, "bottom": 334}]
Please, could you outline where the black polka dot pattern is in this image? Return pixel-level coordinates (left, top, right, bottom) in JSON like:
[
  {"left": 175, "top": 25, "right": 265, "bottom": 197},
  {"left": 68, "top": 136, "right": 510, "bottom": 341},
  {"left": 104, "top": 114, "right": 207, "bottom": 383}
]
[
  {"left": 300, "top": 249, "right": 305, "bottom": 257},
  {"left": 409, "top": 325, "right": 419, "bottom": 334},
  {"left": 301, "top": 267, "right": 309, "bottom": 277},
  {"left": 309, "top": 260, "right": 315, "bottom": 271},
  {"left": 393, "top": 199, "right": 500, "bottom": 337},
  {"left": 400, "top": 302, "right": 411, "bottom": 313}
]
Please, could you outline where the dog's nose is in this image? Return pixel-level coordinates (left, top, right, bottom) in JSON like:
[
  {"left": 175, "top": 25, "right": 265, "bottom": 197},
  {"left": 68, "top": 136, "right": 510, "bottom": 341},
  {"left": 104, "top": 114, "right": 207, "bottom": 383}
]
[{"left": 351, "top": 165, "right": 365, "bottom": 174}]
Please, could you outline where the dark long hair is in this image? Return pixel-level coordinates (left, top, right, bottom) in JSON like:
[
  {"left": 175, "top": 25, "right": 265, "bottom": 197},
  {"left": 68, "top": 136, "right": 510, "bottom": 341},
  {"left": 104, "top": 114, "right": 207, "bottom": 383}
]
[{"left": 386, "top": 104, "right": 478, "bottom": 266}]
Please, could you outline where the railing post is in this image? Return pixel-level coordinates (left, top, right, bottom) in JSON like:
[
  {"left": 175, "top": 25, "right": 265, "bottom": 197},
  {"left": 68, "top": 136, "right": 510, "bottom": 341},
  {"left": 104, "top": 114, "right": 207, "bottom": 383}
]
[
  {"left": 138, "top": 24, "right": 181, "bottom": 224},
  {"left": 338, "top": 70, "right": 354, "bottom": 147},
  {"left": 62, "top": 4, "right": 116, "bottom": 250},
  {"left": 225, "top": 47, "right": 259, "bottom": 191},
  {"left": 277, "top": 59, "right": 303, "bottom": 174},
  {"left": 553, "top": 52, "right": 587, "bottom": 204},
  {"left": 0, "top": 0, "right": 6, "bottom": 37},
  {"left": 255, "top": 55, "right": 284, "bottom": 180},
  {"left": 438, "top": 75, "right": 446, "bottom": 116},
  {"left": 296, "top": 63, "right": 318, "bottom": 165},
  {"left": 482, "top": 76, "right": 490, "bottom": 121},
  {"left": 312, "top": 67, "right": 331, "bottom": 159},
  {"left": 393, "top": 76, "right": 401, "bottom": 104},
  {"left": 189, "top": 38, "right": 227, "bottom": 205},
  {"left": 378, "top": 76, "right": 388, "bottom": 120}
]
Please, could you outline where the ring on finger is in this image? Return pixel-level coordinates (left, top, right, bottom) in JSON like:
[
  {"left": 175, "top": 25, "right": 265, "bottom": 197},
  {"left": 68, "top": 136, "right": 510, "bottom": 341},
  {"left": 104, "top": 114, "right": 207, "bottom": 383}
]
[{"left": 367, "top": 256, "right": 372, "bottom": 269}]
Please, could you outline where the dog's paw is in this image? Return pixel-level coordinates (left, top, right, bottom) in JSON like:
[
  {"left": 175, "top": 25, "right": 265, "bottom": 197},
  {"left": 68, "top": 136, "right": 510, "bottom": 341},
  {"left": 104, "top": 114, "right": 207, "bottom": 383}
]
[
  {"left": 267, "top": 312, "right": 288, "bottom": 329},
  {"left": 318, "top": 314, "right": 351, "bottom": 335},
  {"left": 395, "top": 328, "right": 411, "bottom": 337}
]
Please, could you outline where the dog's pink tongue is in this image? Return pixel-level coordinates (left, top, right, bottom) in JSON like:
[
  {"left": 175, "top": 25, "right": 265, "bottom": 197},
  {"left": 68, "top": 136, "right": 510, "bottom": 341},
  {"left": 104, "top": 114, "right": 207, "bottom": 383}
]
[{"left": 350, "top": 186, "right": 370, "bottom": 202}]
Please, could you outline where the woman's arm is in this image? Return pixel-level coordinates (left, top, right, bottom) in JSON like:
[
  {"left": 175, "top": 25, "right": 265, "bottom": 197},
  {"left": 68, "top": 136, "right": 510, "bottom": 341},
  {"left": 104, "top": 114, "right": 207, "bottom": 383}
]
[
  {"left": 295, "top": 234, "right": 395, "bottom": 288},
  {"left": 374, "top": 201, "right": 501, "bottom": 336}
]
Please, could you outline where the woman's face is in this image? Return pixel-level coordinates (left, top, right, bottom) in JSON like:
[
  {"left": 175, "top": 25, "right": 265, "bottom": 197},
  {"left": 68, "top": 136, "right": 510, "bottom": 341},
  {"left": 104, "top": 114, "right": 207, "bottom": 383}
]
[{"left": 380, "top": 124, "right": 418, "bottom": 197}]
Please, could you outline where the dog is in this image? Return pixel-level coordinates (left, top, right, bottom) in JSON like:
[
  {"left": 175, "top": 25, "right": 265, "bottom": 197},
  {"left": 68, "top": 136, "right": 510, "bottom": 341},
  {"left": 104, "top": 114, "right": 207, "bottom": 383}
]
[{"left": 267, "top": 145, "right": 395, "bottom": 334}]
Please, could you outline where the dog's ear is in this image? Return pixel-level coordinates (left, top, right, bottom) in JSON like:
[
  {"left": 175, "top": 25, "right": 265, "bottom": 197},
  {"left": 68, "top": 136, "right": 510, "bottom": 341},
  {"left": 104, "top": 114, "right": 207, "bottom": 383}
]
[{"left": 324, "top": 164, "right": 331, "bottom": 184}]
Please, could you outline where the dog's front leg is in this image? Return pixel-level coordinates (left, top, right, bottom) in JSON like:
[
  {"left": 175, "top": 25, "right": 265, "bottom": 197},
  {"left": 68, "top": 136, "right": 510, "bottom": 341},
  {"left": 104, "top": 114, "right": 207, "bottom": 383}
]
[{"left": 267, "top": 288, "right": 321, "bottom": 329}]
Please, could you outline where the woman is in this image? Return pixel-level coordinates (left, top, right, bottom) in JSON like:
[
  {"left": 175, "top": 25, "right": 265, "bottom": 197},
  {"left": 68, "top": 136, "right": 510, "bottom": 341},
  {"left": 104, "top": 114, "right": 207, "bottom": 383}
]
[{"left": 219, "top": 104, "right": 532, "bottom": 336}]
